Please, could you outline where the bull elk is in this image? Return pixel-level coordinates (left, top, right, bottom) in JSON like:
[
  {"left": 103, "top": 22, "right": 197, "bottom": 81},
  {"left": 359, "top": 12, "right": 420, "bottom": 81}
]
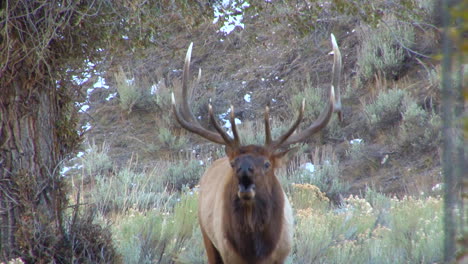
[{"left": 172, "top": 34, "right": 342, "bottom": 264}]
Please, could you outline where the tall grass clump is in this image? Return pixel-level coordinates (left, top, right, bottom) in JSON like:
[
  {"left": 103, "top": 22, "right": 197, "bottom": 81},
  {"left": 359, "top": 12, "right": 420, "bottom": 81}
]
[
  {"left": 364, "top": 88, "right": 409, "bottom": 127},
  {"left": 112, "top": 191, "right": 199, "bottom": 264},
  {"left": 357, "top": 16, "right": 415, "bottom": 82}
]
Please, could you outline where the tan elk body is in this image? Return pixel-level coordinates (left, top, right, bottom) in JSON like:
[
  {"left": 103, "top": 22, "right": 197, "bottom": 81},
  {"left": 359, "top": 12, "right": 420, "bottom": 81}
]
[{"left": 172, "top": 34, "right": 342, "bottom": 264}]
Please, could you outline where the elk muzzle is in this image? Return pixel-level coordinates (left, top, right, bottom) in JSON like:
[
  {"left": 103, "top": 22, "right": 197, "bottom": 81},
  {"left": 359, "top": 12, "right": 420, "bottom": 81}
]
[
  {"left": 237, "top": 163, "right": 256, "bottom": 200},
  {"left": 238, "top": 182, "right": 256, "bottom": 200}
]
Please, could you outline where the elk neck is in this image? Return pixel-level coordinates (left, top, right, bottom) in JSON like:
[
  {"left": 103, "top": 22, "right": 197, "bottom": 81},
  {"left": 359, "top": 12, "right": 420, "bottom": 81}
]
[{"left": 222, "top": 169, "right": 285, "bottom": 261}]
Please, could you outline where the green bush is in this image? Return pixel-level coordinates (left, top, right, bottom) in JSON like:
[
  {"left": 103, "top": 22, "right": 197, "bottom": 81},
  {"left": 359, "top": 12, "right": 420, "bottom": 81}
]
[
  {"left": 173, "top": 226, "right": 206, "bottom": 264},
  {"left": 285, "top": 158, "right": 348, "bottom": 200},
  {"left": 112, "top": 191, "right": 199, "bottom": 264},
  {"left": 81, "top": 141, "right": 113, "bottom": 177},
  {"left": 114, "top": 67, "right": 162, "bottom": 113},
  {"left": 357, "top": 17, "right": 415, "bottom": 81},
  {"left": 89, "top": 165, "right": 174, "bottom": 213},
  {"left": 159, "top": 160, "right": 204, "bottom": 191},
  {"left": 398, "top": 102, "right": 441, "bottom": 152},
  {"left": 290, "top": 190, "right": 444, "bottom": 264},
  {"left": 289, "top": 75, "right": 343, "bottom": 139},
  {"left": 157, "top": 126, "right": 189, "bottom": 151},
  {"left": 364, "top": 88, "right": 409, "bottom": 127},
  {"left": 115, "top": 68, "right": 141, "bottom": 112}
]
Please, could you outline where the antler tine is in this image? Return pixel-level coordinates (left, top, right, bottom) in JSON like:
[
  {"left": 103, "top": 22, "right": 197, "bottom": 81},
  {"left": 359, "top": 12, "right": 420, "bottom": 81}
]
[
  {"left": 172, "top": 94, "right": 226, "bottom": 145},
  {"left": 172, "top": 43, "right": 233, "bottom": 146},
  {"left": 208, "top": 104, "right": 234, "bottom": 145},
  {"left": 269, "top": 99, "right": 305, "bottom": 149},
  {"left": 264, "top": 106, "right": 272, "bottom": 145},
  {"left": 230, "top": 105, "right": 241, "bottom": 146},
  {"left": 180, "top": 42, "right": 198, "bottom": 123},
  {"left": 331, "top": 34, "right": 342, "bottom": 122},
  {"left": 276, "top": 33, "right": 341, "bottom": 148}
]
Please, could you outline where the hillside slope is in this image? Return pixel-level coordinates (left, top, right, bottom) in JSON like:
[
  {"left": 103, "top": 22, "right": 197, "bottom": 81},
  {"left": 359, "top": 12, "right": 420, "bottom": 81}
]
[{"left": 77, "top": 1, "right": 448, "bottom": 198}]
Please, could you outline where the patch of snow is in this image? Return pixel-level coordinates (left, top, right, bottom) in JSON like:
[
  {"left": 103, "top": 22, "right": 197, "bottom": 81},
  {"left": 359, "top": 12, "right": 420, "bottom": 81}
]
[
  {"left": 381, "top": 154, "right": 389, "bottom": 165},
  {"left": 78, "top": 104, "right": 90, "bottom": 113},
  {"left": 350, "top": 138, "right": 363, "bottom": 145},
  {"left": 244, "top": 93, "right": 251, "bottom": 103},
  {"left": 77, "top": 151, "right": 85, "bottom": 158},
  {"left": 301, "top": 162, "right": 315, "bottom": 173},
  {"left": 432, "top": 183, "right": 443, "bottom": 192},
  {"left": 106, "top": 92, "right": 117, "bottom": 101},
  {"left": 122, "top": 35, "right": 129, "bottom": 40},
  {"left": 150, "top": 84, "right": 158, "bottom": 95},
  {"left": 199, "top": 160, "right": 204, "bottom": 166},
  {"left": 93, "top": 76, "right": 109, "bottom": 89},
  {"left": 82, "top": 122, "right": 92, "bottom": 131},
  {"left": 218, "top": 107, "right": 231, "bottom": 120},
  {"left": 72, "top": 73, "right": 91, "bottom": 86},
  {"left": 60, "top": 163, "right": 83, "bottom": 176},
  {"left": 213, "top": 0, "right": 250, "bottom": 36},
  {"left": 272, "top": 98, "right": 277, "bottom": 103}
]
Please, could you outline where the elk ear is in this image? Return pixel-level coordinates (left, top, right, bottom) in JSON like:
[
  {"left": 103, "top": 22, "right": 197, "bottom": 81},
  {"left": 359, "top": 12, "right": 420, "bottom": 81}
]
[
  {"left": 225, "top": 146, "right": 237, "bottom": 160},
  {"left": 272, "top": 147, "right": 300, "bottom": 168}
]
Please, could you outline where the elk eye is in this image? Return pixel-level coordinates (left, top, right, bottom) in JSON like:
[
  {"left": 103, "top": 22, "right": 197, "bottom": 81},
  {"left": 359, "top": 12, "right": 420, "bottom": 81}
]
[{"left": 264, "top": 161, "right": 271, "bottom": 169}]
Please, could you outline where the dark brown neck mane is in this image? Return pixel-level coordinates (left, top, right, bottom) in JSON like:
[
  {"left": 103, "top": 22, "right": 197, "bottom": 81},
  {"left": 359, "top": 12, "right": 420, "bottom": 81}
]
[{"left": 223, "top": 174, "right": 285, "bottom": 262}]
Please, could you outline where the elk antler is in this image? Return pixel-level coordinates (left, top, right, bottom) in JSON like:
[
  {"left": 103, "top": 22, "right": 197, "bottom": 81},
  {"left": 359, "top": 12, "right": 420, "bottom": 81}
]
[
  {"left": 266, "top": 33, "right": 342, "bottom": 150},
  {"left": 172, "top": 43, "right": 240, "bottom": 148}
]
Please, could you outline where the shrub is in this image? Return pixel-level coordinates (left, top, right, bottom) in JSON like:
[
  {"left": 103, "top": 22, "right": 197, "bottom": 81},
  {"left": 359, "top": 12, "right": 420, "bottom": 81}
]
[
  {"left": 357, "top": 17, "right": 415, "bottom": 81},
  {"left": 290, "top": 192, "right": 445, "bottom": 264},
  {"left": 159, "top": 159, "right": 204, "bottom": 191},
  {"left": 364, "top": 88, "right": 409, "bottom": 127},
  {"left": 81, "top": 140, "right": 113, "bottom": 177},
  {"left": 157, "top": 126, "right": 189, "bottom": 151},
  {"left": 89, "top": 165, "right": 174, "bottom": 214},
  {"left": 115, "top": 67, "right": 141, "bottom": 112},
  {"left": 398, "top": 102, "right": 441, "bottom": 152},
  {"left": 114, "top": 67, "right": 160, "bottom": 113},
  {"left": 112, "top": 191, "right": 199, "bottom": 264},
  {"left": 346, "top": 139, "right": 366, "bottom": 161},
  {"left": 290, "top": 183, "right": 329, "bottom": 211},
  {"left": 289, "top": 75, "right": 343, "bottom": 139},
  {"left": 65, "top": 210, "right": 120, "bottom": 263},
  {"left": 173, "top": 227, "right": 206, "bottom": 264},
  {"left": 286, "top": 158, "right": 348, "bottom": 201}
]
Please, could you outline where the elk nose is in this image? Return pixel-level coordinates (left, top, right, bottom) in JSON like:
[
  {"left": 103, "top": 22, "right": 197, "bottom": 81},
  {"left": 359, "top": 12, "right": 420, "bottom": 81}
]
[{"left": 237, "top": 162, "right": 254, "bottom": 176}]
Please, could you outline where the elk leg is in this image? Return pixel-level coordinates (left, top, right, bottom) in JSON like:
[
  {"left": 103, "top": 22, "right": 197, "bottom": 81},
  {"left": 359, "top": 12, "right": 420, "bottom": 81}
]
[{"left": 201, "top": 227, "right": 223, "bottom": 264}]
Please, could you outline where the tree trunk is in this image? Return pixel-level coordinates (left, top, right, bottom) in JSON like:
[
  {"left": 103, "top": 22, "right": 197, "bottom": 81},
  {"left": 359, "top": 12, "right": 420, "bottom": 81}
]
[
  {"left": 440, "top": 0, "right": 458, "bottom": 262},
  {"left": 0, "top": 64, "right": 72, "bottom": 262}
]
